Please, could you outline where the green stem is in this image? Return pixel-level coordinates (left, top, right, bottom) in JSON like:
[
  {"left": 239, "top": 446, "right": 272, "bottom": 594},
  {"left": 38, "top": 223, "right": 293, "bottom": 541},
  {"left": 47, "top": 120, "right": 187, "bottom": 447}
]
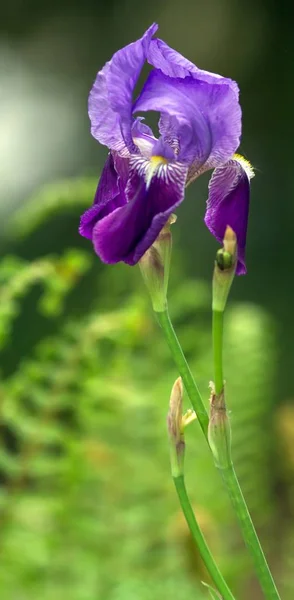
[
  {"left": 156, "top": 305, "right": 281, "bottom": 599},
  {"left": 219, "top": 464, "right": 280, "bottom": 599},
  {"left": 156, "top": 309, "right": 209, "bottom": 438},
  {"left": 174, "top": 474, "right": 236, "bottom": 600},
  {"left": 212, "top": 307, "right": 281, "bottom": 600},
  {"left": 212, "top": 310, "right": 224, "bottom": 395}
]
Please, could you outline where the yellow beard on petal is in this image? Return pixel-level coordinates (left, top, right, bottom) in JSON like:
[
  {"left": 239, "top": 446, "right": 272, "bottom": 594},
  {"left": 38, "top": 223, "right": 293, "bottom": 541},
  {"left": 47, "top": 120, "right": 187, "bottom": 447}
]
[
  {"left": 233, "top": 154, "right": 255, "bottom": 180},
  {"left": 145, "top": 156, "right": 169, "bottom": 188},
  {"left": 150, "top": 155, "right": 169, "bottom": 166}
]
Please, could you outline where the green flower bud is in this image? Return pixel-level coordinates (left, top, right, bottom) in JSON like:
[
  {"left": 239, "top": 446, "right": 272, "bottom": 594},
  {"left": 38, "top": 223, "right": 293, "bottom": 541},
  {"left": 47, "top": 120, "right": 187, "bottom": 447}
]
[
  {"left": 213, "top": 226, "right": 237, "bottom": 313},
  {"left": 208, "top": 383, "right": 232, "bottom": 469},
  {"left": 167, "top": 377, "right": 185, "bottom": 477},
  {"left": 167, "top": 377, "right": 196, "bottom": 477},
  {"left": 216, "top": 249, "right": 234, "bottom": 271},
  {"left": 139, "top": 215, "right": 176, "bottom": 312}
]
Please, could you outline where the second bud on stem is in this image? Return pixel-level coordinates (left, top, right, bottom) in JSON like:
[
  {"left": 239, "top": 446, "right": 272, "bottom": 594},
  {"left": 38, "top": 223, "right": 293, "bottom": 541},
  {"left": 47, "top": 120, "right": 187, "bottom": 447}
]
[
  {"left": 167, "top": 377, "right": 196, "bottom": 477},
  {"left": 208, "top": 383, "right": 232, "bottom": 469}
]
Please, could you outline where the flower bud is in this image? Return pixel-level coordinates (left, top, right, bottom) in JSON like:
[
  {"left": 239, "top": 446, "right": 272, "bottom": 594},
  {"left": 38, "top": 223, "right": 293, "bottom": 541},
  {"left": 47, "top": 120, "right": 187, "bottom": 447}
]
[
  {"left": 139, "top": 214, "right": 176, "bottom": 312},
  {"left": 167, "top": 377, "right": 196, "bottom": 477},
  {"left": 167, "top": 377, "right": 185, "bottom": 477},
  {"left": 208, "top": 383, "right": 232, "bottom": 469},
  {"left": 213, "top": 226, "right": 237, "bottom": 313}
]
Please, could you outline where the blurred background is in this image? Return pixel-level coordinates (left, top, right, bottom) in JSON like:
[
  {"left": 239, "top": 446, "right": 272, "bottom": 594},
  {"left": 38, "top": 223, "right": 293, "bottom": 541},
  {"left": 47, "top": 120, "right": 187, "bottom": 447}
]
[{"left": 1, "top": 0, "right": 294, "bottom": 598}]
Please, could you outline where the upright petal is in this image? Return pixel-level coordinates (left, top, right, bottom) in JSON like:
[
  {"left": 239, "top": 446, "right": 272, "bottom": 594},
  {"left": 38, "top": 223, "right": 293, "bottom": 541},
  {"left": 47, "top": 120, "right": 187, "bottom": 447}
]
[
  {"left": 134, "top": 70, "right": 241, "bottom": 174},
  {"left": 89, "top": 23, "right": 158, "bottom": 154},
  {"left": 204, "top": 155, "right": 254, "bottom": 275},
  {"left": 92, "top": 158, "right": 188, "bottom": 265},
  {"left": 147, "top": 37, "right": 239, "bottom": 98},
  {"left": 132, "top": 117, "right": 157, "bottom": 158},
  {"left": 79, "top": 153, "right": 128, "bottom": 240}
]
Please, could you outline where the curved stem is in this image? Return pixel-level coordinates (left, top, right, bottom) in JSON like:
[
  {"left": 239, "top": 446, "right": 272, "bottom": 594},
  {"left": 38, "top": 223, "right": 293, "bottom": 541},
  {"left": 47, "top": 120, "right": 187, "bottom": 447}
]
[
  {"left": 174, "top": 474, "right": 236, "bottom": 600},
  {"left": 155, "top": 306, "right": 281, "bottom": 599},
  {"left": 156, "top": 309, "right": 209, "bottom": 439},
  {"left": 218, "top": 464, "right": 280, "bottom": 600},
  {"left": 210, "top": 306, "right": 281, "bottom": 600}
]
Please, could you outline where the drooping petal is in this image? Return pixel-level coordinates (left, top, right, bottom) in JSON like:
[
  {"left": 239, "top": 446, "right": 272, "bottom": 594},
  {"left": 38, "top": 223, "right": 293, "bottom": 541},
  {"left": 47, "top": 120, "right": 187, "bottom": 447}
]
[
  {"left": 79, "top": 153, "right": 128, "bottom": 239},
  {"left": 92, "top": 158, "right": 188, "bottom": 265},
  {"left": 88, "top": 23, "right": 158, "bottom": 154},
  {"left": 204, "top": 155, "right": 254, "bottom": 275},
  {"left": 133, "top": 70, "right": 241, "bottom": 176},
  {"left": 147, "top": 38, "right": 239, "bottom": 97}
]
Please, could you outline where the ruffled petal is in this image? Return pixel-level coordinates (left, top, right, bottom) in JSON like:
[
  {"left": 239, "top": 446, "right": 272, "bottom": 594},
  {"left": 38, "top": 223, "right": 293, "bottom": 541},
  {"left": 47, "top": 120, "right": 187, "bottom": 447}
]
[
  {"left": 204, "top": 155, "right": 254, "bottom": 275},
  {"left": 133, "top": 70, "right": 241, "bottom": 175},
  {"left": 92, "top": 158, "right": 188, "bottom": 265},
  {"left": 88, "top": 23, "right": 158, "bottom": 154},
  {"left": 79, "top": 153, "right": 128, "bottom": 239},
  {"left": 147, "top": 38, "right": 239, "bottom": 97}
]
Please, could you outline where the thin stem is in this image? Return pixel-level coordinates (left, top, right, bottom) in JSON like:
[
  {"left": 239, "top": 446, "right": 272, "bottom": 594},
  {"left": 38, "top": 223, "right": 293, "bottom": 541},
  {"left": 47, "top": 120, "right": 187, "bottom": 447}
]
[
  {"left": 212, "top": 310, "right": 224, "bottom": 395},
  {"left": 174, "top": 474, "right": 236, "bottom": 600},
  {"left": 156, "top": 305, "right": 281, "bottom": 599},
  {"left": 211, "top": 304, "right": 281, "bottom": 600},
  {"left": 219, "top": 464, "right": 280, "bottom": 600},
  {"left": 156, "top": 309, "right": 209, "bottom": 439}
]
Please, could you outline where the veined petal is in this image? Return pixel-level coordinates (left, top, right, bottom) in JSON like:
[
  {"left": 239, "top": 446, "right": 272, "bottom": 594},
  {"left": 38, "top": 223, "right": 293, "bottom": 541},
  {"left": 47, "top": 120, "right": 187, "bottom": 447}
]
[
  {"left": 132, "top": 117, "right": 157, "bottom": 158},
  {"left": 88, "top": 23, "right": 157, "bottom": 154},
  {"left": 92, "top": 159, "right": 188, "bottom": 265},
  {"left": 79, "top": 153, "right": 128, "bottom": 239},
  {"left": 204, "top": 155, "right": 254, "bottom": 275},
  {"left": 147, "top": 38, "right": 239, "bottom": 97},
  {"left": 134, "top": 70, "right": 241, "bottom": 175}
]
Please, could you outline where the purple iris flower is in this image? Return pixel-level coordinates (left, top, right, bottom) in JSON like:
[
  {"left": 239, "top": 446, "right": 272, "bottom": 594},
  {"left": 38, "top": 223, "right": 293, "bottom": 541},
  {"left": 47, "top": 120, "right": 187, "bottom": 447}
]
[{"left": 80, "top": 23, "right": 254, "bottom": 274}]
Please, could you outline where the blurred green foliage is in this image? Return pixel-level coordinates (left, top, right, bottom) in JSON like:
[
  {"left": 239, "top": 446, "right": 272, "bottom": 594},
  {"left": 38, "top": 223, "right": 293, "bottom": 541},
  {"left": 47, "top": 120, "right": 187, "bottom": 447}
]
[{"left": 0, "top": 178, "right": 292, "bottom": 600}]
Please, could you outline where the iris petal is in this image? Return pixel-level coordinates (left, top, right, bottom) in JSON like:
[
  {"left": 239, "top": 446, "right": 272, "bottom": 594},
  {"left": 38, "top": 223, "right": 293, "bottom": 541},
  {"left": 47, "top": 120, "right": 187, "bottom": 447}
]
[
  {"left": 134, "top": 70, "right": 241, "bottom": 176},
  {"left": 147, "top": 38, "right": 239, "bottom": 97},
  {"left": 204, "top": 156, "right": 253, "bottom": 275},
  {"left": 132, "top": 117, "right": 157, "bottom": 158},
  {"left": 88, "top": 23, "right": 157, "bottom": 154},
  {"left": 79, "top": 153, "right": 128, "bottom": 239},
  {"left": 92, "top": 159, "right": 188, "bottom": 265},
  {"left": 82, "top": 25, "right": 249, "bottom": 271}
]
